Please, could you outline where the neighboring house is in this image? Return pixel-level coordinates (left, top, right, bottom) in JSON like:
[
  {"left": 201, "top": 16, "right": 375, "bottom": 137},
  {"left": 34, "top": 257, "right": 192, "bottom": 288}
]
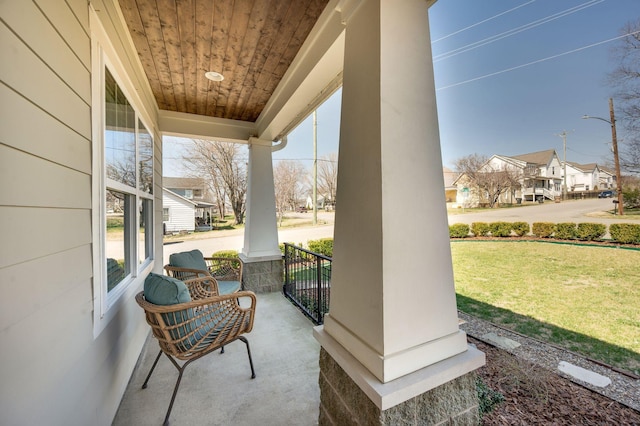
[
  {"left": 443, "top": 167, "right": 459, "bottom": 203},
  {"left": 164, "top": 177, "right": 216, "bottom": 227},
  {"left": 562, "top": 162, "right": 601, "bottom": 192},
  {"left": 162, "top": 188, "right": 197, "bottom": 234},
  {"left": 453, "top": 149, "right": 563, "bottom": 207},
  {"left": 164, "top": 176, "right": 208, "bottom": 202},
  {"left": 599, "top": 167, "right": 616, "bottom": 190}
]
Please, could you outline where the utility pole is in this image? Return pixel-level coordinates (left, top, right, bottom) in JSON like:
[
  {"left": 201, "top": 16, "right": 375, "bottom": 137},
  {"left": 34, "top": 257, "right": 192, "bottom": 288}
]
[
  {"left": 313, "top": 110, "right": 318, "bottom": 225},
  {"left": 609, "top": 98, "right": 624, "bottom": 215},
  {"left": 556, "top": 130, "right": 570, "bottom": 199},
  {"left": 582, "top": 98, "right": 623, "bottom": 215}
]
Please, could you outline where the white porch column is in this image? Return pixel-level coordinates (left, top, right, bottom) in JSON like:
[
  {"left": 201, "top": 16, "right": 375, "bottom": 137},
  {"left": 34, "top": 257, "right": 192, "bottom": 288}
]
[
  {"left": 241, "top": 137, "right": 280, "bottom": 260},
  {"left": 315, "top": 0, "right": 484, "bottom": 414}
]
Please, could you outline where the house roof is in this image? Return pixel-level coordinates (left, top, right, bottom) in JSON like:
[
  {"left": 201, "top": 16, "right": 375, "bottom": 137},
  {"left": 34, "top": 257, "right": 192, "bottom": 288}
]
[
  {"left": 565, "top": 161, "right": 598, "bottom": 172},
  {"left": 163, "top": 177, "right": 206, "bottom": 189},
  {"left": 162, "top": 188, "right": 198, "bottom": 206},
  {"left": 510, "top": 149, "right": 557, "bottom": 165},
  {"left": 443, "top": 167, "right": 459, "bottom": 187}
]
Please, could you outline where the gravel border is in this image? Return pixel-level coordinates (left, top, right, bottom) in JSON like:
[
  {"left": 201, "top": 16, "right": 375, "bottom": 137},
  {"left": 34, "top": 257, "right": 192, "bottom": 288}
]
[{"left": 459, "top": 311, "right": 640, "bottom": 412}]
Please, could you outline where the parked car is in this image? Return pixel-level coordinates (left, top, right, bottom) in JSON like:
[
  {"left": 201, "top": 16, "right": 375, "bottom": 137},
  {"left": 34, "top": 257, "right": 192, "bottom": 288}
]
[{"left": 598, "top": 190, "right": 614, "bottom": 198}]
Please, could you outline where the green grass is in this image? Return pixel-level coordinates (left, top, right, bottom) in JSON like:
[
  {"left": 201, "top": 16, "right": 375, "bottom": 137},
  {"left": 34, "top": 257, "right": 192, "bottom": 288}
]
[{"left": 451, "top": 241, "right": 640, "bottom": 375}]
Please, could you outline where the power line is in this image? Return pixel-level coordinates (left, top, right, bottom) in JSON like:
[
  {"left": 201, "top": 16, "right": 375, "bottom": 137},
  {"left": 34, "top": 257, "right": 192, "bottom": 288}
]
[
  {"left": 434, "top": 0, "right": 604, "bottom": 62},
  {"left": 436, "top": 31, "right": 640, "bottom": 91},
  {"left": 431, "top": 0, "right": 537, "bottom": 44}
]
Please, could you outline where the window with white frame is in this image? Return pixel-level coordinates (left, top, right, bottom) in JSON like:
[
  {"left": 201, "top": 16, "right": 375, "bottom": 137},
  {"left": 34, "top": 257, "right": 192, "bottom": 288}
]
[
  {"left": 91, "top": 8, "right": 156, "bottom": 337},
  {"left": 103, "top": 66, "right": 154, "bottom": 296}
]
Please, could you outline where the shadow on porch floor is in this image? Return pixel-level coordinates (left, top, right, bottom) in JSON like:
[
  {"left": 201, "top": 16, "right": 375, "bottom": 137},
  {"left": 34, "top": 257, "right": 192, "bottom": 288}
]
[{"left": 113, "top": 292, "right": 321, "bottom": 426}]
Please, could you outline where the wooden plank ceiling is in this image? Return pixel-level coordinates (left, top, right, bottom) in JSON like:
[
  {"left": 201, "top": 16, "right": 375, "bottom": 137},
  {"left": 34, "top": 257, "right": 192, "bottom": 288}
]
[{"left": 119, "top": 0, "right": 330, "bottom": 122}]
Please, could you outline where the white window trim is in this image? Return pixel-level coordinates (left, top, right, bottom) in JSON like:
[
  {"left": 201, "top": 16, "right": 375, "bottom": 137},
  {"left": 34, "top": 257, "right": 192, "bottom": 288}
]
[{"left": 90, "top": 8, "right": 156, "bottom": 338}]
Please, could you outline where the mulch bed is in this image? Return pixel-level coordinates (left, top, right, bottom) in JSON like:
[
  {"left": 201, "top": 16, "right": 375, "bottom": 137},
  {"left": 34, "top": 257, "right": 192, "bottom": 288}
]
[{"left": 472, "top": 338, "right": 640, "bottom": 425}]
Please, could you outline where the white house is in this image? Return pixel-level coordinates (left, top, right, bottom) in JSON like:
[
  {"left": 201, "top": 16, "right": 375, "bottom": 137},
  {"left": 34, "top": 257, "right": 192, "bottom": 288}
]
[
  {"left": 162, "top": 188, "right": 197, "bottom": 234},
  {"left": 1, "top": 1, "right": 483, "bottom": 424},
  {"left": 453, "top": 149, "right": 563, "bottom": 206},
  {"left": 563, "top": 162, "right": 601, "bottom": 192}
]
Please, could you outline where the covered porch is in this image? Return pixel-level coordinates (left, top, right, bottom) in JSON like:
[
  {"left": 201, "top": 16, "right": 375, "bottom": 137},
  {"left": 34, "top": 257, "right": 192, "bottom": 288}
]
[{"left": 113, "top": 292, "right": 321, "bottom": 425}]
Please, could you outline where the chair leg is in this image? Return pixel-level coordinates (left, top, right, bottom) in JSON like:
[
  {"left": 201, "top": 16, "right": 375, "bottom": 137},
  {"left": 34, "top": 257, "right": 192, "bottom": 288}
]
[
  {"left": 162, "top": 361, "right": 190, "bottom": 426},
  {"left": 239, "top": 336, "right": 256, "bottom": 379},
  {"left": 142, "top": 350, "right": 163, "bottom": 389}
]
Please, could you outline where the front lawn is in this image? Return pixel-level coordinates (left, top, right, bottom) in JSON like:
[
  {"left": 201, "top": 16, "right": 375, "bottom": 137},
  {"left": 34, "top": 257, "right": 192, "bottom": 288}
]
[{"left": 451, "top": 241, "right": 640, "bottom": 375}]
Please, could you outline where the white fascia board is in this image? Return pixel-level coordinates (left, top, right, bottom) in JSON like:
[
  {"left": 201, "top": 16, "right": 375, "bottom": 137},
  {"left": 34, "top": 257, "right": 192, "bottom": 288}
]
[
  {"left": 159, "top": 110, "right": 256, "bottom": 144},
  {"left": 256, "top": 0, "right": 345, "bottom": 141}
]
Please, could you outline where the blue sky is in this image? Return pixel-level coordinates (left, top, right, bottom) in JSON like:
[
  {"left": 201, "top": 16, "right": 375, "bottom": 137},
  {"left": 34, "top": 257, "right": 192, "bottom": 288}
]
[{"left": 165, "top": 0, "right": 639, "bottom": 175}]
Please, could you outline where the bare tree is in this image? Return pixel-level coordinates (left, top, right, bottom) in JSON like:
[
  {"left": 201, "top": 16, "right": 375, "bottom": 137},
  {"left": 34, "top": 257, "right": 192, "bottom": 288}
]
[
  {"left": 317, "top": 153, "right": 338, "bottom": 208},
  {"left": 455, "top": 154, "right": 521, "bottom": 208},
  {"left": 182, "top": 139, "right": 247, "bottom": 225},
  {"left": 273, "top": 160, "right": 307, "bottom": 226},
  {"left": 608, "top": 19, "right": 640, "bottom": 173}
]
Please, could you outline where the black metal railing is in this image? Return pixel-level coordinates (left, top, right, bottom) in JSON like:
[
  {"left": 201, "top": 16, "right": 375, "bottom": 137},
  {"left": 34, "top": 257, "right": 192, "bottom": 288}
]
[{"left": 283, "top": 243, "right": 331, "bottom": 325}]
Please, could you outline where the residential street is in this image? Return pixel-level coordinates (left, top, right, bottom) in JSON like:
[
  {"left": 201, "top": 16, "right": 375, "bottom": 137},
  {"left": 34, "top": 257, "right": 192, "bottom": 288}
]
[{"left": 160, "top": 198, "right": 633, "bottom": 263}]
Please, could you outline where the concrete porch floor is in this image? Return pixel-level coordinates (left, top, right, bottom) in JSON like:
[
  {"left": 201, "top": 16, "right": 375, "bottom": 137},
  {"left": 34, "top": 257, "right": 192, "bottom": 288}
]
[{"left": 113, "top": 292, "right": 321, "bottom": 426}]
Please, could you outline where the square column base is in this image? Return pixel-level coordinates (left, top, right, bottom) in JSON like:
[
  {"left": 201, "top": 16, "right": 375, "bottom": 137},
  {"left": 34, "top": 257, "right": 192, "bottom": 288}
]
[
  {"left": 315, "top": 326, "right": 485, "bottom": 425},
  {"left": 240, "top": 255, "right": 283, "bottom": 293},
  {"left": 319, "top": 348, "right": 480, "bottom": 425}
]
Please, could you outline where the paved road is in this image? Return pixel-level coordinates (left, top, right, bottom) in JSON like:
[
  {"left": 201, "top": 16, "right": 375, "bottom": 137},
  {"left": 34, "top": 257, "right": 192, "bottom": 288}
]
[
  {"left": 108, "top": 199, "right": 632, "bottom": 264},
  {"left": 446, "top": 198, "right": 629, "bottom": 227},
  {"left": 162, "top": 215, "right": 335, "bottom": 264}
]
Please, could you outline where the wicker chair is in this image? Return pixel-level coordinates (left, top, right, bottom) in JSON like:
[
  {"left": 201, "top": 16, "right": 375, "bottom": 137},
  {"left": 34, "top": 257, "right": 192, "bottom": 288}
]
[
  {"left": 164, "top": 249, "right": 243, "bottom": 295},
  {"left": 136, "top": 275, "right": 256, "bottom": 426}
]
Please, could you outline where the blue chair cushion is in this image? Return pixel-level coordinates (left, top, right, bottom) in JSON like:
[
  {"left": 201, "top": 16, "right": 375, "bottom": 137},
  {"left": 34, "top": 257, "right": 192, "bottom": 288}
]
[
  {"left": 144, "top": 273, "right": 197, "bottom": 347},
  {"left": 169, "top": 249, "right": 208, "bottom": 271},
  {"left": 217, "top": 280, "right": 241, "bottom": 295}
]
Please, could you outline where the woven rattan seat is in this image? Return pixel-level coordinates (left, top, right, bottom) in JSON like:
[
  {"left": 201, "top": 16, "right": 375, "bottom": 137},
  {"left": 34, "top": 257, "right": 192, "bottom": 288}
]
[
  {"left": 136, "top": 276, "right": 256, "bottom": 425},
  {"left": 164, "top": 250, "right": 243, "bottom": 295}
]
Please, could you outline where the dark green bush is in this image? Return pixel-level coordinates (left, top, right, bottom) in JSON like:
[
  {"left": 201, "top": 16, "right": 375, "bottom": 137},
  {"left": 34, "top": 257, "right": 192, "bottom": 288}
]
[
  {"left": 576, "top": 223, "right": 606, "bottom": 241},
  {"left": 471, "top": 222, "right": 490, "bottom": 237},
  {"left": 307, "top": 238, "right": 334, "bottom": 257},
  {"left": 609, "top": 223, "right": 640, "bottom": 244},
  {"left": 449, "top": 223, "right": 470, "bottom": 238},
  {"left": 554, "top": 223, "right": 577, "bottom": 240},
  {"left": 532, "top": 222, "right": 555, "bottom": 238},
  {"left": 489, "top": 222, "right": 512, "bottom": 237},
  {"left": 512, "top": 221, "right": 530, "bottom": 237}
]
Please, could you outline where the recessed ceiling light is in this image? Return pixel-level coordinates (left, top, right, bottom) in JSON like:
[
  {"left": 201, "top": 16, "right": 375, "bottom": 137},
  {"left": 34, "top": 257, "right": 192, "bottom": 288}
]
[{"left": 205, "top": 71, "right": 224, "bottom": 82}]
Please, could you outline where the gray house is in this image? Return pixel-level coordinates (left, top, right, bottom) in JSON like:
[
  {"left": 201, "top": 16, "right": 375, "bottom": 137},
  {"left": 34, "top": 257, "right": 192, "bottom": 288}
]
[{"left": 1, "top": 1, "right": 483, "bottom": 425}]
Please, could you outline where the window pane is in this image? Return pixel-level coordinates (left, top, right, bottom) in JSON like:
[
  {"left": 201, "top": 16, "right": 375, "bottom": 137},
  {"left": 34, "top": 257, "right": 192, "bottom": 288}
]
[
  {"left": 139, "top": 198, "right": 153, "bottom": 265},
  {"left": 138, "top": 119, "right": 153, "bottom": 194},
  {"left": 106, "top": 189, "right": 130, "bottom": 292},
  {"left": 105, "top": 68, "right": 136, "bottom": 187}
]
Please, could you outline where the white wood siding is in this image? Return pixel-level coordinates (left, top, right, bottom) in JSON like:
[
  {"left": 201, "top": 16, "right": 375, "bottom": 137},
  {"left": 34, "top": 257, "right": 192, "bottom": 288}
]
[
  {"left": 0, "top": 1, "right": 159, "bottom": 425},
  {"left": 163, "top": 191, "right": 196, "bottom": 232}
]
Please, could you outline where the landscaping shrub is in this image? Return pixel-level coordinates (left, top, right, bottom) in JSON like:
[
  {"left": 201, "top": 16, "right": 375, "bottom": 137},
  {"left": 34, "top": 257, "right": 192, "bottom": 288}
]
[
  {"left": 449, "top": 223, "right": 470, "bottom": 238},
  {"left": 554, "top": 223, "right": 578, "bottom": 240},
  {"left": 489, "top": 222, "right": 513, "bottom": 237},
  {"left": 307, "top": 238, "right": 334, "bottom": 257},
  {"left": 609, "top": 223, "right": 640, "bottom": 244},
  {"left": 512, "top": 222, "right": 530, "bottom": 237},
  {"left": 532, "top": 222, "right": 555, "bottom": 238},
  {"left": 471, "top": 222, "right": 490, "bottom": 237},
  {"left": 211, "top": 249, "right": 241, "bottom": 269},
  {"left": 576, "top": 223, "right": 606, "bottom": 241}
]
